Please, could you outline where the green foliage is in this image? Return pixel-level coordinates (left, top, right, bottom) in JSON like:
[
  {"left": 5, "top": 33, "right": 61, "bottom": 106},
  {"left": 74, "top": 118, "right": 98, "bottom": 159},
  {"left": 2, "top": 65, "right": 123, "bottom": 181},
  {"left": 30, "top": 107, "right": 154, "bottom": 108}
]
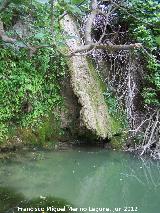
[
  {"left": 55, "top": 0, "right": 87, "bottom": 17},
  {"left": 0, "top": 0, "right": 67, "bottom": 142},
  {"left": 0, "top": 47, "right": 66, "bottom": 142},
  {"left": 155, "top": 35, "right": 160, "bottom": 45},
  {"left": 0, "top": 0, "right": 30, "bottom": 26},
  {"left": 122, "top": 0, "right": 160, "bottom": 106},
  {"left": 103, "top": 89, "right": 128, "bottom": 135}
]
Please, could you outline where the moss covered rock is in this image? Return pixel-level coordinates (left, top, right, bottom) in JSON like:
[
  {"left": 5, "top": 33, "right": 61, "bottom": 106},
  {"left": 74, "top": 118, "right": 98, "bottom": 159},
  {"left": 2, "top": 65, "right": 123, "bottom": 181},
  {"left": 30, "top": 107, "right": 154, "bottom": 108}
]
[{"left": 60, "top": 15, "right": 112, "bottom": 139}]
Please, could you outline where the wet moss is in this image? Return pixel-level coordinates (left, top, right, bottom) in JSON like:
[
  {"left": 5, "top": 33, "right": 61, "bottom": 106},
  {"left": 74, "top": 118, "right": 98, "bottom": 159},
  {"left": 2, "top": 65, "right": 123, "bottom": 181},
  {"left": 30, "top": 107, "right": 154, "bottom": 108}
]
[
  {"left": 87, "top": 57, "right": 106, "bottom": 93},
  {"left": 4, "top": 113, "right": 64, "bottom": 149},
  {"left": 110, "top": 116, "right": 124, "bottom": 136},
  {"left": 86, "top": 57, "right": 112, "bottom": 138},
  {"left": 111, "top": 136, "right": 124, "bottom": 150},
  {"left": 87, "top": 57, "right": 126, "bottom": 139}
]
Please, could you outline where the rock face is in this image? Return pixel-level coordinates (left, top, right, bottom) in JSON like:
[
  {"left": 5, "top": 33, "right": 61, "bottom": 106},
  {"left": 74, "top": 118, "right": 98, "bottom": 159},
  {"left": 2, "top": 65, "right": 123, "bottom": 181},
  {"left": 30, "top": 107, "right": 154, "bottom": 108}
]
[{"left": 60, "top": 15, "right": 111, "bottom": 139}]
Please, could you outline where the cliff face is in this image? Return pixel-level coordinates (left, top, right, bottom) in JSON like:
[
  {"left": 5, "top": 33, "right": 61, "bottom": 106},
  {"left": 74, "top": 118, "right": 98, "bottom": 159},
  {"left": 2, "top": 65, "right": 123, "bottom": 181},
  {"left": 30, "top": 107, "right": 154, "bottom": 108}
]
[{"left": 60, "top": 14, "right": 112, "bottom": 139}]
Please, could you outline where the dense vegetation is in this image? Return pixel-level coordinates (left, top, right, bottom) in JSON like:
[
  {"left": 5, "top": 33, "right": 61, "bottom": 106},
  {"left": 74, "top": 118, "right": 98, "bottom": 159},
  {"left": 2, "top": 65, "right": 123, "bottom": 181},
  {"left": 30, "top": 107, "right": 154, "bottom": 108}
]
[
  {"left": 0, "top": 0, "right": 159, "bottom": 157},
  {"left": 117, "top": 0, "right": 160, "bottom": 157},
  {"left": 123, "top": 0, "right": 160, "bottom": 105},
  {"left": 0, "top": 1, "right": 67, "bottom": 143}
]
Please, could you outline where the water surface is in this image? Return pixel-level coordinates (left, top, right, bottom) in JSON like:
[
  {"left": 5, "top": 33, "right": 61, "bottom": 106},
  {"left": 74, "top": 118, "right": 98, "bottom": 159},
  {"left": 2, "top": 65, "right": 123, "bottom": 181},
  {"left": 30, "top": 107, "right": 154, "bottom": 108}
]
[{"left": 0, "top": 148, "right": 160, "bottom": 213}]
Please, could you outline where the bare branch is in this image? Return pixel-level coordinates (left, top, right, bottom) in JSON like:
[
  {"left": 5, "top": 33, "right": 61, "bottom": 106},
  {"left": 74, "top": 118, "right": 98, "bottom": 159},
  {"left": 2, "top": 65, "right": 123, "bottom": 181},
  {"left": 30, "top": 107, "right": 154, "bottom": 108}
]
[
  {"left": 84, "top": 0, "right": 98, "bottom": 44},
  {"left": 72, "top": 42, "right": 142, "bottom": 54},
  {"left": 59, "top": 11, "right": 68, "bottom": 21},
  {"left": 97, "top": 6, "right": 117, "bottom": 44},
  {"left": 84, "top": 10, "right": 97, "bottom": 44},
  {"left": 137, "top": 109, "right": 160, "bottom": 156},
  {"left": 84, "top": 0, "right": 117, "bottom": 45}
]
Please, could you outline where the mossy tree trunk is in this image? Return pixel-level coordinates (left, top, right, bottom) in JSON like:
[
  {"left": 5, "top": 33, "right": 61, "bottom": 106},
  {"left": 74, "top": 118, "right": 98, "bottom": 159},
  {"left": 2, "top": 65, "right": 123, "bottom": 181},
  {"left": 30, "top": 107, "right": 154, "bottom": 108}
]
[{"left": 60, "top": 14, "right": 112, "bottom": 139}]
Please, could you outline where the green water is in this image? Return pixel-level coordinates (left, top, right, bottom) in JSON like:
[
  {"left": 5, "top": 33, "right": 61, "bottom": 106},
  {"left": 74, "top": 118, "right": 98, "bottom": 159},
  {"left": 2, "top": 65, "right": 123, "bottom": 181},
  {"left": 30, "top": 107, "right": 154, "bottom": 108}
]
[{"left": 0, "top": 148, "right": 160, "bottom": 213}]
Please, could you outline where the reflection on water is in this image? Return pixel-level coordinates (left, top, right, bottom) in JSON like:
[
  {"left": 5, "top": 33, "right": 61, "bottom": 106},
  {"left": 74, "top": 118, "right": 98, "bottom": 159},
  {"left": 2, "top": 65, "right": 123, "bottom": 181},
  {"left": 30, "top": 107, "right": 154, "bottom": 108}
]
[
  {"left": 0, "top": 186, "right": 73, "bottom": 213},
  {"left": 0, "top": 149, "right": 160, "bottom": 213}
]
